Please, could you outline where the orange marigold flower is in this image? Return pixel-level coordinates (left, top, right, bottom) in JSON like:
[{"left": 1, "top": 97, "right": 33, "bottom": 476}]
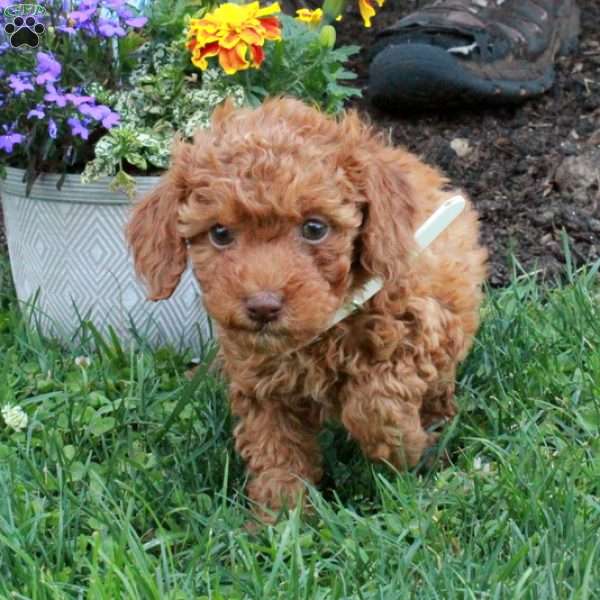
[{"left": 186, "top": 2, "right": 282, "bottom": 75}]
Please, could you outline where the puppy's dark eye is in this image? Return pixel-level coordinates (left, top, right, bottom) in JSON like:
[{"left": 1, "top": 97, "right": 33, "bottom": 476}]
[
  {"left": 209, "top": 224, "right": 234, "bottom": 248},
  {"left": 301, "top": 218, "right": 329, "bottom": 243}
]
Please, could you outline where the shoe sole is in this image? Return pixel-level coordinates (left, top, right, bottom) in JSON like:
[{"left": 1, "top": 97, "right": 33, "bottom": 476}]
[{"left": 368, "top": 4, "right": 580, "bottom": 111}]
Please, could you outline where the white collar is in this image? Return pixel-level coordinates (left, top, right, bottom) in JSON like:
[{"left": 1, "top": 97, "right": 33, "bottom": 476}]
[{"left": 316, "top": 195, "right": 467, "bottom": 336}]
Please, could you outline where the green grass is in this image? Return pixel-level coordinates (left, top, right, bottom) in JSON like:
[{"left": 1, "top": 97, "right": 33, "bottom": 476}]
[{"left": 1, "top": 250, "right": 599, "bottom": 599}]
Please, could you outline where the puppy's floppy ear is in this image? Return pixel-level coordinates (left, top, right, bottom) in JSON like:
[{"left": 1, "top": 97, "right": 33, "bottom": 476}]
[
  {"left": 126, "top": 139, "right": 192, "bottom": 301},
  {"left": 339, "top": 110, "right": 417, "bottom": 284}
]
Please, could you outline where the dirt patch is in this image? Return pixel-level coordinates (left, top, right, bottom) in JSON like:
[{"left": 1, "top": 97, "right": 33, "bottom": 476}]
[{"left": 338, "top": 0, "right": 600, "bottom": 286}]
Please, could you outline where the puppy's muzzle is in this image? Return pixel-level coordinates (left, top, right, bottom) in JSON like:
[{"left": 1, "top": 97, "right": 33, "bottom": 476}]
[{"left": 245, "top": 292, "right": 283, "bottom": 324}]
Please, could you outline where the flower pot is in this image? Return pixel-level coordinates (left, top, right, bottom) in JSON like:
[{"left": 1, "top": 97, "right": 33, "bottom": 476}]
[{"left": 0, "top": 167, "right": 210, "bottom": 352}]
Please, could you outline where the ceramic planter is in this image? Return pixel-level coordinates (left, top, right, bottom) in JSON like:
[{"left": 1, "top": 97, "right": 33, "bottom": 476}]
[{"left": 0, "top": 167, "right": 209, "bottom": 352}]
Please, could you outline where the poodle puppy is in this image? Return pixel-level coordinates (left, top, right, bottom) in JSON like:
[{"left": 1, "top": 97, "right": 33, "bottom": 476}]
[{"left": 127, "top": 97, "right": 488, "bottom": 519}]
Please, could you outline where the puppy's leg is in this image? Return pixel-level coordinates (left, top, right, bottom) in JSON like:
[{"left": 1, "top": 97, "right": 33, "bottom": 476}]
[
  {"left": 232, "top": 395, "right": 322, "bottom": 520},
  {"left": 341, "top": 375, "right": 435, "bottom": 470}
]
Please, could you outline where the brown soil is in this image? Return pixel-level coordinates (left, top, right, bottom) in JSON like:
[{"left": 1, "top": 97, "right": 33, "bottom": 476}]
[{"left": 338, "top": 0, "right": 600, "bottom": 286}]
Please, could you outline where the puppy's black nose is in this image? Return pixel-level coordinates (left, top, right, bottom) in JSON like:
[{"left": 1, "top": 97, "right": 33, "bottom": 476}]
[{"left": 245, "top": 292, "right": 283, "bottom": 323}]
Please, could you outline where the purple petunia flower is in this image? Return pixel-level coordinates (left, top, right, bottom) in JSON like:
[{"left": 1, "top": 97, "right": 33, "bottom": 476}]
[
  {"left": 79, "top": 103, "right": 122, "bottom": 129},
  {"left": 61, "top": 2, "right": 99, "bottom": 36},
  {"left": 27, "top": 105, "right": 46, "bottom": 119},
  {"left": 97, "top": 18, "right": 125, "bottom": 37},
  {"left": 68, "top": 6, "right": 96, "bottom": 26},
  {"left": 8, "top": 74, "right": 34, "bottom": 95},
  {"left": 67, "top": 117, "right": 89, "bottom": 140},
  {"left": 78, "top": 102, "right": 110, "bottom": 120},
  {"left": 0, "top": 132, "right": 25, "bottom": 153},
  {"left": 67, "top": 0, "right": 99, "bottom": 29},
  {"left": 35, "top": 52, "right": 62, "bottom": 85},
  {"left": 44, "top": 83, "right": 67, "bottom": 107},
  {"left": 48, "top": 118, "right": 57, "bottom": 139},
  {"left": 124, "top": 16, "right": 147, "bottom": 27},
  {"left": 111, "top": 3, "right": 147, "bottom": 28},
  {"left": 101, "top": 110, "right": 120, "bottom": 129}
]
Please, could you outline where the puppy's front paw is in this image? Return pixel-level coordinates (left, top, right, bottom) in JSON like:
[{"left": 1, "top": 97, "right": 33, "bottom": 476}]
[
  {"left": 371, "top": 430, "right": 440, "bottom": 471},
  {"left": 246, "top": 468, "right": 309, "bottom": 522}
]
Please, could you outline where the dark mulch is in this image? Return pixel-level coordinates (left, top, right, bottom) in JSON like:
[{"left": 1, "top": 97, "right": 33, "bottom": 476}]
[
  {"left": 338, "top": 0, "right": 600, "bottom": 285},
  {"left": 2, "top": 1, "right": 599, "bottom": 288}
]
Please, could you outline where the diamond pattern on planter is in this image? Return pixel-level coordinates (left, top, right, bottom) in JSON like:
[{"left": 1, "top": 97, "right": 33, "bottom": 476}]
[{"left": 1, "top": 183, "right": 210, "bottom": 352}]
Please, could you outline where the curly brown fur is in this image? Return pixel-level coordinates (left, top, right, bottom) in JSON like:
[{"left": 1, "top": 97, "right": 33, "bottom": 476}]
[{"left": 127, "top": 97, "right": 488, "bottom": 520}]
